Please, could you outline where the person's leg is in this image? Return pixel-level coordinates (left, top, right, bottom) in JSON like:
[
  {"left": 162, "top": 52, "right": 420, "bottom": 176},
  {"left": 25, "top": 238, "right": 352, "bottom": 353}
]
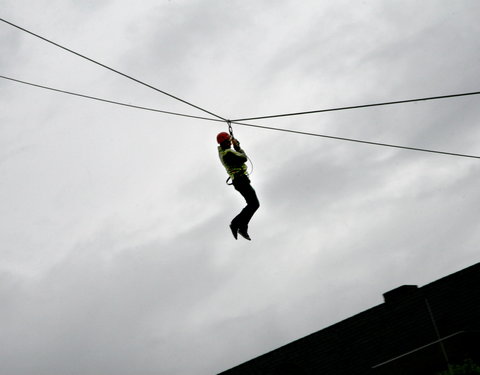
[{"left": 231, "top": 176, "right": 260, "bottom": 231}]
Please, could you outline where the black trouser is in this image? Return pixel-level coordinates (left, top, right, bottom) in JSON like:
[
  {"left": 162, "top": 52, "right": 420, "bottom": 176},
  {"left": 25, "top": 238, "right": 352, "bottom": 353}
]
[{"left": 231, "top": 174, "right": 260, "bottom": 230}]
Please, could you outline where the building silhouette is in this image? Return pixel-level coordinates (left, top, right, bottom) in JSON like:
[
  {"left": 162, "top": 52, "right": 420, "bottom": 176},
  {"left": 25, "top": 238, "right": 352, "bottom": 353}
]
[{"left": 218, "top": 262, "right": 480, "bottom": 375}]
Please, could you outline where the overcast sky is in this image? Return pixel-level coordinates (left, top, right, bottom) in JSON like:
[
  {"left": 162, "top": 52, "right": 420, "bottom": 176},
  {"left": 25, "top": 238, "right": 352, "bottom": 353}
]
[{"left": 1, "top": 1, "right": 480, "bottom": 374}]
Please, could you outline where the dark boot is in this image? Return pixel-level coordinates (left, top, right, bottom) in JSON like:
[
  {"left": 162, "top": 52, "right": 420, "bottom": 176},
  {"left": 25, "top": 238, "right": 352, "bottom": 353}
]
[
  {"left": 229, "top": 223, "right": 238, "bottom": 240},
  {"left": 238, "top": 227, "right": 251, "bottom": 241}
]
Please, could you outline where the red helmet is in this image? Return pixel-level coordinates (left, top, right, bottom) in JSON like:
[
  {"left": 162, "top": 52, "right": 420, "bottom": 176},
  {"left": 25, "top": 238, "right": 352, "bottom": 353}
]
[{"left": 216, "top": 132, "right": 231, "bottom": 144}]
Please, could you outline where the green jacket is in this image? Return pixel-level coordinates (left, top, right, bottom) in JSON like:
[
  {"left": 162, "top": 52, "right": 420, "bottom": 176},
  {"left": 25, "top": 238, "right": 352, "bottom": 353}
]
[{"left": 218, "top": 146, "right": 248, "bottom": 180}]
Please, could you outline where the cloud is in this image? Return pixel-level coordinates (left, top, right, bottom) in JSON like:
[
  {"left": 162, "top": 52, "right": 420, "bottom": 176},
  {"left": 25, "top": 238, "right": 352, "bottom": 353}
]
[{"left": 1, "top": 1, "right": 480, "bottom": 375}]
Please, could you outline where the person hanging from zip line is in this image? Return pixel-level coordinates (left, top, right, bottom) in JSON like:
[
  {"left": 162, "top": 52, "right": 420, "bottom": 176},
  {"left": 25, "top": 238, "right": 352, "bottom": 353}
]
[{"left": 217, "top": 132, "right": 260, "bottom": 241}]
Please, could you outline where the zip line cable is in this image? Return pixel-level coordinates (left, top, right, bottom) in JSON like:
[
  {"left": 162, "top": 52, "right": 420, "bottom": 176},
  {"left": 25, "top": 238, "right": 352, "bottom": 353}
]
[
  {"left": 2, "top": 74, "right": 480, "bottom": 160},
  {"left": 0, "top": 75, "right": 224, "bottom": 124},
  {"left": 0, "top": 17, "right": 226, "bottom": 122},
  {"left": 3, "top": 16, "right": 480, "bottom": 158},
  {"left": 232, "top": 91, "right": 480, "bottom": 122},
  {"left": 230, "top": 120, "right": 480, "bottom": 160}
]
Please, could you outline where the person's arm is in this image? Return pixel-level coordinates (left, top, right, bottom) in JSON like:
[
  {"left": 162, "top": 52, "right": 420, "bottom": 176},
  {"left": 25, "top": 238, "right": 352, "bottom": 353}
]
[{"left": 223, "top": 145, "right": 247, "bottom": 165}]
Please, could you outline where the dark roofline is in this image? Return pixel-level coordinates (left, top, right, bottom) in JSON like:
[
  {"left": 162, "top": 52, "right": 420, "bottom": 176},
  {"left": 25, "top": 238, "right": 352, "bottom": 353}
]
[{"left": 218, "top": 262, "right": 480, "bottom": 374}]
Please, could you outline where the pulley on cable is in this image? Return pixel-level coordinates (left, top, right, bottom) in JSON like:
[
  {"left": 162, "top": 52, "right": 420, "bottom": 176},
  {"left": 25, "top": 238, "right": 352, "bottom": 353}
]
[{"left": 227, "top": 120, "right": 235, "bottom": 139}]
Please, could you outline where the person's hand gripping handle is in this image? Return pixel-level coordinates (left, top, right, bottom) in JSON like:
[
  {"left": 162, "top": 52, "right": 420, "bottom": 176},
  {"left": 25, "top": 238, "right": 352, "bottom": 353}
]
[{"left": 232, "top": 137, "right": 241, "bottom": 151}]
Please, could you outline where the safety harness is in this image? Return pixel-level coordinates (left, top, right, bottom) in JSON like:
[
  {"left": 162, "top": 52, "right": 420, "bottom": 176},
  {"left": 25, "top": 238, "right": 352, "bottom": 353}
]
[{"left": 220, "top": 120, "right": 252, "bottom": 185}]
